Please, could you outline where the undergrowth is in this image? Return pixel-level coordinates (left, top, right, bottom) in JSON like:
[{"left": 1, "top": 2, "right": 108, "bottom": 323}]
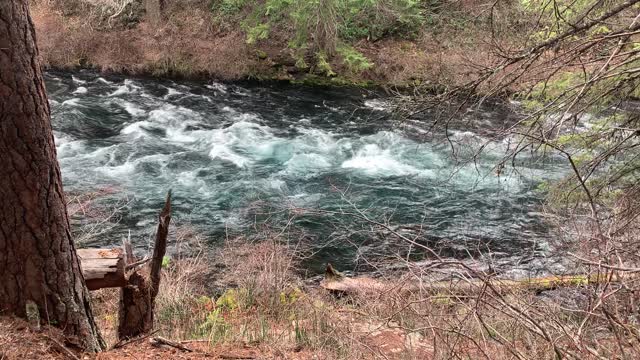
[{"left": 90, "top": 227, "right": 640, "bottom": 359}]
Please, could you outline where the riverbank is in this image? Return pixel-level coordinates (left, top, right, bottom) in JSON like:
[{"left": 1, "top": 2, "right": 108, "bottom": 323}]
[
  {"left": 30, "top": 1, "right": 524, "bottom": 87},
  {"left": 0, "top": 236, "right": 610, "bottom": 360}
]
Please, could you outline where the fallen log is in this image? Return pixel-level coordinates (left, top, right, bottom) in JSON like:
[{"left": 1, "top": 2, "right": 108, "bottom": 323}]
[
  {"left": 77, "top": 248, "right": 126, "bottom": 290},
  {"left": 321, "top": 264, "right": 628, "bottom": 296}
]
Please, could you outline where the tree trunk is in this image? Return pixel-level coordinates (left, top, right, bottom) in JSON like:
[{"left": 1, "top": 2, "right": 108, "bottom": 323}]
[{"left": 0, "top": 0, "right": 104, "bottom": 352}]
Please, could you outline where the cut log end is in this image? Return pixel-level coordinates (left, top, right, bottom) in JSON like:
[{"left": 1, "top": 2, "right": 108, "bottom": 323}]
[{"left": 77, "top": 248, "right": 126, "bottom": 290}]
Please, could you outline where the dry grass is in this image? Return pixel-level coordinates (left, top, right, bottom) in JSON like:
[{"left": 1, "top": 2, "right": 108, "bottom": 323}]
[
  {"left": 89, "top": 232, "right": 389, "bottom": 358},
  {"left": 89, "top": 229, "right": 619, "bottom": 359},
  {"left": 117, "top": 234, "right": 640, "bottom": 358},
  {"left": 31, "top": 1, "right": 254, "bottom": 80},
  {"left": 29, "top": 0, "right": 511, "bottom": 85},
  {"left": 4, "top": 220, "right": 635, "bottom": 359}
]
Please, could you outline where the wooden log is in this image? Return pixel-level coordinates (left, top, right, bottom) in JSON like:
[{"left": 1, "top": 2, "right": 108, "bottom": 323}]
[
  {"left": 77, "top": 248, "right": 126, "bottom": 290},
  {"left": 321, "top": 264, "right": 628, "bottom": 296}
]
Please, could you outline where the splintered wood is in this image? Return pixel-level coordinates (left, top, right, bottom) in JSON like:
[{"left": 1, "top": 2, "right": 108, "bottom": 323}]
[{"left": 77, "top": 248, "right": 126, "bottom": 290}]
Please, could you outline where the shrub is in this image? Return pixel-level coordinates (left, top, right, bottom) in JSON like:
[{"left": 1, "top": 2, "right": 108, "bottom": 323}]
[
  {"left": 211, "top": 0, "right": 250, "bottom": 15},
  {"left": 228, "top": 0, "right": 425, "bottom": 73},
  {"left": 336, "top": 44, "right": 373, "bottom": 73}
]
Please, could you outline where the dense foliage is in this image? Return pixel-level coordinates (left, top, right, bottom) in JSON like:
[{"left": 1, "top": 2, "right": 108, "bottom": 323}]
[{"left": 212, "top": 0, "right": 425, "bottom": 73}]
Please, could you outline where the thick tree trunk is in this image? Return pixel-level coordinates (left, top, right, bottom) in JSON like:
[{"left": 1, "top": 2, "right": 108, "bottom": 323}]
[{"left": 0, "top": 0, "right": 104, "bottom": 352}]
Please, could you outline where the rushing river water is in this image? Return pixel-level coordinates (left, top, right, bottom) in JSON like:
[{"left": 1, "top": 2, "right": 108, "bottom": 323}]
[{"left": 46, "top": 71, "right": 565, "bottom": 274}]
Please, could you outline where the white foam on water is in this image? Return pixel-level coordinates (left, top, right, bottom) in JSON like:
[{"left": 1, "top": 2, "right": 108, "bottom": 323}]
[
  {"left": 267, "top": 178, "right": 287, "bottom": 191},
  {"left": 206, "top": 82, "right": 227, "bottom": 94},
  {"left": 53, "top": 131, "right": 71, "bottom": 145},
  {"left": 176, "top": 169, "right": 212, "bottom": 195},
  {"left": 148, "top": 104, "right": 202, "bottom": 125},
  {"left": 96, "top": 77, "right": 113, "bottom": 84},
  {"left": 124, "top": 102, "right": 146, "bottom": 117},
  {"left": 58, "top": 145, "right": 120, "bottom": 175},
  {"left": 166, "top": 127, "right": 199, "bottom": 143},
  {"left": 400, "top": 121, "right": 429, "bottom": 135},
  {"left": 341, "top": 144, "right": 420, "bottom": 176},
  {"left": 232, "top": 88, "right": 250, "bottom": 97},
  {"left": 73, "top": 86, "right": 88, "bottom": 94},
  {"left": 54, "top": 133, "right": 86, "bottom": 160},
  {"left": 108, "top": 79, "right": 141, "bottom": 97},
  {"left": 109, "top": 86, "right": 129, "bottom": 97},
  {"left": 137, "top": 153, "right": 171, "bottom": 165},
  {"left": 231, "top": 112, "right": 261, "bottom": 123},
  {"left": 321, "top": 101, "right": 340, "bottom": 112},
  {"left": 97, "top": 161, "right": 136, "bottom": 177},
  {"left": 78, "top": 145, "right": 117, "bottom": 163},
  {"left": 176, "top": 169, "right": 204, "bottom": 186},
  {"left": 121, "top": 121, "right": 154, "bottom": 138},
  {"left": 205, "top": 121, "right": 272, "bottom": 168},
  {"left": 448, "top": 130, "right": 482, "bottom": 140},
  {"left": 364, "top": 99, "right": 390, "bottom": 111},
  {"left": 61, "top": 98, "right": 82, "bottom": 107},
  {"left": 209, "top": 145, "right": 251, "bottom": 168},
  {"left": 57, "top": 139, "right": 86, "bottom": 159},
  {"left": 110, "top": 99, "right": 147, "bottom": 117},
  {"left": 187, "top": 94, "right": 214, "bottom": 103},
  {"left": 72, "top": 76, "right": 87, "bottom": 84},
  {"left": 163, "top": 87, "right": 183, "bottom": 99},
  {"left": 97, "top": 153, "right": 170, "bottom": 178},
  {"left": 283, "top": 153, "right": 332, "bottom": 176}
]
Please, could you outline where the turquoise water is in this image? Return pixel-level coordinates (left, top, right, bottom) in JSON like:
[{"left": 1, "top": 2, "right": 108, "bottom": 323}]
[{"left": 46, "top": 71, "right": 564, "bottom": 273}]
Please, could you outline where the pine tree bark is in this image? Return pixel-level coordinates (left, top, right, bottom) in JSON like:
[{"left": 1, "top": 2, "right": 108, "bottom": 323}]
[{"left": 0, "top": 0, "right": 104, "bottom": 352}]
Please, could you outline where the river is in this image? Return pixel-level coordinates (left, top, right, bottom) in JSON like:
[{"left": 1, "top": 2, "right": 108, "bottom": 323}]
[{"left": 46, "top": 71, "right": 565, "bottom": 274}]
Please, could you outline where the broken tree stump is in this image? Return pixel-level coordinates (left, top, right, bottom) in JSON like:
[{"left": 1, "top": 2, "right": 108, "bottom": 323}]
[
  {"left": 77, "top": 248, "right": 126, "bottom": 290},
  {"left": 118, "top": 190, "right": 172, "bottom": 340}
]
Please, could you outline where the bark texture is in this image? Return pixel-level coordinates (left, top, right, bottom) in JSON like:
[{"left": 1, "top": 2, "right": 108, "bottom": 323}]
[
  {"left": 118, "top": 191, "right": 171, "bottom": 339},
  {"left": 0, "top": 0, "right": 104, "bottom": 352}
]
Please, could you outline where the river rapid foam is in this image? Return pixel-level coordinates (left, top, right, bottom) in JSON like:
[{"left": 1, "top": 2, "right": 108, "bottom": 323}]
[{"left": 47, "top": 71, "right": 565, "bottom": 273}]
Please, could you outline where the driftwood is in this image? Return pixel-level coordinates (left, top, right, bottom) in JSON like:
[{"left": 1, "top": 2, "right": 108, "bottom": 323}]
[
  {"left": 77, "top": 248, "right": 126, "bottom": 290},
  {"left": 150, "top": 336, "right": 193, "bottom": 352},
  {"left": 118, "top": 190, "right": 172, "bottom": 340},
  {"left": 321, "top": 263, "right": 627, "bottom": 296}
]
